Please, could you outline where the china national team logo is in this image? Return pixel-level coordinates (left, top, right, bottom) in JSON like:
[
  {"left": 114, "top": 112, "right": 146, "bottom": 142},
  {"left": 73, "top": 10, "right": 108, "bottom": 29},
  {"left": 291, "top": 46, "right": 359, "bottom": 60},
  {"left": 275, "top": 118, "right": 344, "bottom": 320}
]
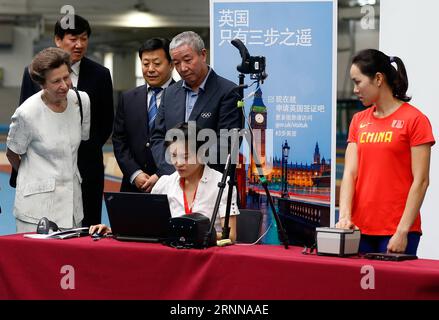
[{"left": 391, "top": 120, "right": 405, "bottom": 129}]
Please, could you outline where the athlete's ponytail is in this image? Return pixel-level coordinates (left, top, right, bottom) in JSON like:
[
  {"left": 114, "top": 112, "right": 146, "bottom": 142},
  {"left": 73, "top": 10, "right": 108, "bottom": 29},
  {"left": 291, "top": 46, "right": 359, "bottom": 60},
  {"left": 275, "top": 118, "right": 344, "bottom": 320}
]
[{"left": 352, "top": 49, "right": 411, "bottom": 102}]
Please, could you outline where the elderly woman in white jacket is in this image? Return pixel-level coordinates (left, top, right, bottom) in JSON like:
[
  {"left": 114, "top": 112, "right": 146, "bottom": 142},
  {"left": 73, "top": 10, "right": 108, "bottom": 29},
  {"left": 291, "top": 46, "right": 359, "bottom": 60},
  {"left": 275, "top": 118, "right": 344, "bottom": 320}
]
[{"left": 6, "top": 47, "right": 90, "bottom": 233}]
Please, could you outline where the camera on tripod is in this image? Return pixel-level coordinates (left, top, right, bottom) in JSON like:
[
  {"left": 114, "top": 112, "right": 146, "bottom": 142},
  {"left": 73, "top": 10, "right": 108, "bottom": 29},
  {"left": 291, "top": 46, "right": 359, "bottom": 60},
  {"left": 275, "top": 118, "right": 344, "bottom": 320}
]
[
  {"left": 231, "top": 38, "right": 267, "bottom": 82},
  {"left": 243, "top": 56, "right": 266, "bottom": 79}
]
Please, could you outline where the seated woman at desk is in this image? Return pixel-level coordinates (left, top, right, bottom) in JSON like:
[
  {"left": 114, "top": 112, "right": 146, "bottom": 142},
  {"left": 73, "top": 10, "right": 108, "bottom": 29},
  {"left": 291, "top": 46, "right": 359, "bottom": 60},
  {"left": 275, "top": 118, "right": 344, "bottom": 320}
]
[{"left": 90, "top": 122, "right": 239, "bottom": 241}]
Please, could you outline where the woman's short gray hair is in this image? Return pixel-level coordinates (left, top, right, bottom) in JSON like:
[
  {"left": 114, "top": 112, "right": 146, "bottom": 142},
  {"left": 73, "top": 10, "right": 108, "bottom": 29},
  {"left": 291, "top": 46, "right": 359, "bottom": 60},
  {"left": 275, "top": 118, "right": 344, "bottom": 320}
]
[
  {"left": 29, "top": 47, "right": 71, "bottom": 86},
  {"left": 170, "top": 31, "right": 205, "bottom": 54}
]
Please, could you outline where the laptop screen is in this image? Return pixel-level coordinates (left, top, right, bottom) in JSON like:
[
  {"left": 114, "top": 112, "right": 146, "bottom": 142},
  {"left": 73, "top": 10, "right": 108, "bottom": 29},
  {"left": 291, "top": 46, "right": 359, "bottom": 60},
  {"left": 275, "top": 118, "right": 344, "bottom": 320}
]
[{"left": 103, "top": 192, "right": 171, "bottom": 241}]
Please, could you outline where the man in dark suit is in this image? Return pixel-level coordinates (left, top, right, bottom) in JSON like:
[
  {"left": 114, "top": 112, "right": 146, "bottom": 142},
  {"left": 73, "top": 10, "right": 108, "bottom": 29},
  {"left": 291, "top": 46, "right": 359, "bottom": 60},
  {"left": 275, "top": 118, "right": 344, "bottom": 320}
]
[
  {"left": 15, "top": 15, "right": 114, "bottom": 227},
  {"left": 151, "top": 31, "right": 242, "bottom": 178},
  {"left": 113, "top": 38, "right": 174, "bottom": 192}
]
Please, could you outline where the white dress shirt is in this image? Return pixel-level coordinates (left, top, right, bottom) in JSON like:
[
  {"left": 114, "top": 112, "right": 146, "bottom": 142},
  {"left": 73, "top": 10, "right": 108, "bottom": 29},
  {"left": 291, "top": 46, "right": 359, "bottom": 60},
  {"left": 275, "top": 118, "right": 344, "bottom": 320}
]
[
  {"left": 151, "top": 165, "right": 239, "bottom": 232},
  {"left": 146, "top": 76, "right": 173, "bottom": 109},
  {"left": 130, "top": 77, "right": 174, "bottom": 185},
  {"left": 70, "top": 60, "right": 81, "bottom": 88}
]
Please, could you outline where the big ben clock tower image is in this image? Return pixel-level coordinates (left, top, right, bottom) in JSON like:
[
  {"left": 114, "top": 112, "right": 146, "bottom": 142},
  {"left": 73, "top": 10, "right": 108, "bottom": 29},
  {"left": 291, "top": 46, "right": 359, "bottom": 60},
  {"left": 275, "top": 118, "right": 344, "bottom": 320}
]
[{"left": 249, "top": 88, "right": 267, "bottom": 183}]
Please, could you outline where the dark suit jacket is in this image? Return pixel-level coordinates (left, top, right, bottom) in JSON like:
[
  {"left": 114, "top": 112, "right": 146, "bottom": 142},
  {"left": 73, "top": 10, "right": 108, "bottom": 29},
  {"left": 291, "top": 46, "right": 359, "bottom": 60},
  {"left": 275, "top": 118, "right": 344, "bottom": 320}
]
[
  {"left": 151, "top": 69, "right": 242, "bottom": 176},
  {"left": 74, "top": 57, "right": 114, "bottom": 172},
  {"left": 14, "top": 57, "right": 114, "bottom": 224},
  {"left": 18, "top": 69, "right": 40, "bottom": 104},
  {"left": 113, "top": 81, "right": 175, "bottom": 192}
]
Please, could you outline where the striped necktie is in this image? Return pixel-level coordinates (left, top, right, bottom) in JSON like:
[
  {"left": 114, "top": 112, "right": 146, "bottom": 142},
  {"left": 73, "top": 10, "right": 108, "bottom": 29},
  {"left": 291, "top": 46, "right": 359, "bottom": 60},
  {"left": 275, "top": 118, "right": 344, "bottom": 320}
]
[{"left": 148, "top": 87, "right": 162, "bottom": 130}]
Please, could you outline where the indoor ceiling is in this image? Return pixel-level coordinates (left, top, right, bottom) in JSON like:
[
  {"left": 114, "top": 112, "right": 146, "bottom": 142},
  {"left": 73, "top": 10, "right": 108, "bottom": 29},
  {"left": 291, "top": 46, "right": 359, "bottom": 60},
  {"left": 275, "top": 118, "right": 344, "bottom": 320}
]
[
  {"left": 0, "top": 0, "right": 379, "bottom": 52},
  {"left": 0, "top": 0, "right": 211, "bottom": 52},
  {"left": 0, "top": 0, "right": 379, "bottom": 28},
  {"left": 0, "top": 0, "right": 209, "bottom": 28}
]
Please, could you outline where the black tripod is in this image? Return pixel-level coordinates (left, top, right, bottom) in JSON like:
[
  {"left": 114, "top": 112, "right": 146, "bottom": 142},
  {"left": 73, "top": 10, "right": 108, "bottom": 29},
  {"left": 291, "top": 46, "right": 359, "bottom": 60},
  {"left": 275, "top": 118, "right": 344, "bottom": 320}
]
[
  {"left": 209, "top": 38, "right": 289, "bottom": 249},
  {"left": 221, "top": 75, "right": 289, "bottom": 249}
]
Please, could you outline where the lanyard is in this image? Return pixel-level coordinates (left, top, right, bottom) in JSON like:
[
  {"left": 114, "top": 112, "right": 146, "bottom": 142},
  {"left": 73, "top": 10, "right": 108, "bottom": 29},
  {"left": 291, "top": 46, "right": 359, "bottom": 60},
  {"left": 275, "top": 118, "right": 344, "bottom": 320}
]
[{"left": 180, "top": 178, "right": 199, "bottom": 214}]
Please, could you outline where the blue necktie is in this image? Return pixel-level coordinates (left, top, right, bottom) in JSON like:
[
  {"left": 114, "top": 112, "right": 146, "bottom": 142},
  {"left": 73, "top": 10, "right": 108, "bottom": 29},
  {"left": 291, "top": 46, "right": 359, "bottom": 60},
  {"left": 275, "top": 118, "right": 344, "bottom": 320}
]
[{"left": 148, "top": 87, "right": 162, "bottom": 130}]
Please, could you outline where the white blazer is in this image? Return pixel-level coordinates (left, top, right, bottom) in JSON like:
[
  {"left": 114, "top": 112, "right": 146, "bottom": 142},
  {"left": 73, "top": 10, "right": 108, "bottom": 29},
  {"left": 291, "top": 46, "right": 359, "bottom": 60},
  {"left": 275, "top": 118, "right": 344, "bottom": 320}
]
[{"left": 7, "top": 89, "right": 90, "bottom": 228}]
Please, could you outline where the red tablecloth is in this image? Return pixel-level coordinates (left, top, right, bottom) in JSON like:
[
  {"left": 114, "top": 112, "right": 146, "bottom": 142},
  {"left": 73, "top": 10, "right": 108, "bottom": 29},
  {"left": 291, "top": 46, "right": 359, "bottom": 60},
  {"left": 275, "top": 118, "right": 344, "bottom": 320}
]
[{"left": 1, "top": 234, "right": 439, "bottom": 300}]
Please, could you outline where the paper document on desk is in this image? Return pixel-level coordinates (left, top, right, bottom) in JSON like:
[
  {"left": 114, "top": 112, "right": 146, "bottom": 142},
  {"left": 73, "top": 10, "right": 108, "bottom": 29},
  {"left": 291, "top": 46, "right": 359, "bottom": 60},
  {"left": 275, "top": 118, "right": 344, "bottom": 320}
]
[{"left": 23, "top": 227, "right": 89, "bottom": 240}]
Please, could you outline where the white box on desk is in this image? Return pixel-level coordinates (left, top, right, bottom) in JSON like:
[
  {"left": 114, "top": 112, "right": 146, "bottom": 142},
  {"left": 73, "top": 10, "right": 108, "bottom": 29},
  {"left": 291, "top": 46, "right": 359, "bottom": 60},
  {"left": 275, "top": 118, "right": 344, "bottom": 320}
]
[{"left": 316, "top": 227, "right": 361, "bottom": 257}]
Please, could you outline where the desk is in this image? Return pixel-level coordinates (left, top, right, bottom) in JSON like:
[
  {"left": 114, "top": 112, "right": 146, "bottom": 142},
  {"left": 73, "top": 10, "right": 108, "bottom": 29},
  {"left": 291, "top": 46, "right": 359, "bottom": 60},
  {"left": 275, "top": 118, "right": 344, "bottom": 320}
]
[{"left": 1, "top": 234, "right": 439, "bottom": 299}]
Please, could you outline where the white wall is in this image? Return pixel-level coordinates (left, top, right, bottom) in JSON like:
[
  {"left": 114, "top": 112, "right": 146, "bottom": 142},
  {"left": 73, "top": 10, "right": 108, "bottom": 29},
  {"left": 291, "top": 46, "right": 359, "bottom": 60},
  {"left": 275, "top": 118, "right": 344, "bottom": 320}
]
[
  {"left": 112, "top": 51, "right": 136, "bottom": 91},
  {"left": 338, "top": 20, "right": 379, "bottom": 98},
  {"left": 0, "top": 26, "right": 39, "bottom": 87},
  {"left": 380, "top": 0, "right": 439, "bottom": 259}
]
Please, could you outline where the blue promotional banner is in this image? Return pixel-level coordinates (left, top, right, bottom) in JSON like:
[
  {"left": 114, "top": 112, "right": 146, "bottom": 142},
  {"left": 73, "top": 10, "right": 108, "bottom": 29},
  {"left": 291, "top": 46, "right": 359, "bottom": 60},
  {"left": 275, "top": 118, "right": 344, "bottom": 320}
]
[{"left": 210, "top": 0, "right": 337, "bottom": 245}]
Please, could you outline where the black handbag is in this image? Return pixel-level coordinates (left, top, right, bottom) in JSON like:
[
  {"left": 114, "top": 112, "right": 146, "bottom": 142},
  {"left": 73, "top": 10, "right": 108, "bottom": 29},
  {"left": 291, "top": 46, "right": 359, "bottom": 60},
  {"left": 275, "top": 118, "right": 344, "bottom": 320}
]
[{"left": 9, "top": 88, "right": 83, "bottom": 188}]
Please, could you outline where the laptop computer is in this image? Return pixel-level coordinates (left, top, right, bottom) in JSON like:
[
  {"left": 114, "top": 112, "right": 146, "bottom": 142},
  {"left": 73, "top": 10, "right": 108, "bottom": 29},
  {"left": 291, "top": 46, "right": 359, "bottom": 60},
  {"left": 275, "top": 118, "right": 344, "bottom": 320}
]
[{"left": 103, "top": 192, "right": 171, "bottom": 243}]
